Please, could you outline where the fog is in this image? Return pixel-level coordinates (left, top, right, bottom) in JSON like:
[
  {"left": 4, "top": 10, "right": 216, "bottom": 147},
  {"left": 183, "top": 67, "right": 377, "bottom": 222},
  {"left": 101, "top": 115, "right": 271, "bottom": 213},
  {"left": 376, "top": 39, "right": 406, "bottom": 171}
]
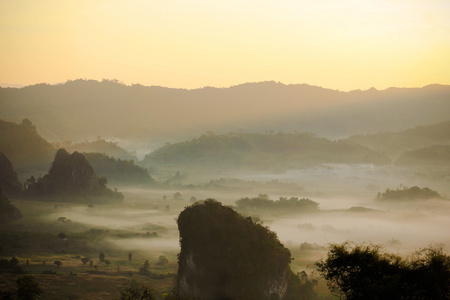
[
  {"left": 1, "top": 83, "right": 449, "bottom": 298},
  {"left": 36, "top": 164, "right": 449, "bottom": 259}
]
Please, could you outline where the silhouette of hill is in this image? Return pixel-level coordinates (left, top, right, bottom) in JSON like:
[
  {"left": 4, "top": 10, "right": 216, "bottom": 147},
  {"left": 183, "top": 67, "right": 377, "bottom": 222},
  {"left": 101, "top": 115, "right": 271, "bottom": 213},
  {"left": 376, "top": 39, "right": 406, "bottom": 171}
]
[
  {"left": 25, "top": 149, "right": 123, "bottom": 202},
  {"left": 347, "top": 121, "right": 450, "bottom": 159},
  {"left": 1, "top": 80, "right": 449, "bottom": 145},
  {"left": 142, "top": 132, "right": 390, "bottom": 170},
  {"left": 0, "top": 153, "right": 22, "bottom": 197},
  {"left": 395, "top": 145, "right": 450, "bottom": 166},
  {"left": 0, "top": 119, "right": 55, "bottom": 173},
  {"left": 83, "top": 152, "right": 156, "bottom": 185},
  {"left": 59, "top": 138, "right": 137, "bottom": 161}
]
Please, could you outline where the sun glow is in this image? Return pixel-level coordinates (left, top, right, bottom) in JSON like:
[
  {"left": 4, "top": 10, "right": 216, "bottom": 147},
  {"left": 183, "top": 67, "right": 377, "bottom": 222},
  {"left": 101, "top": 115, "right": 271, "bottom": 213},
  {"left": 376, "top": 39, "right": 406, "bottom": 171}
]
[{"left": 1, "top": 0, "right": 449, "bottom": 89}]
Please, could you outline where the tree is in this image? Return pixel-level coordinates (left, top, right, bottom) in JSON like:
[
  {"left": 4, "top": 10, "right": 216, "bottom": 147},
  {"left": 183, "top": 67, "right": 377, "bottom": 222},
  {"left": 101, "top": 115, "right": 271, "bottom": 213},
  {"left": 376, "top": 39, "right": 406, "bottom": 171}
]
[
  {"left": 139, "top": 260, "right": 150, "bottom": 275},
  {"left": 119, "top": 280, "right": 155, "bottom": 300},
  {"left": 10, "top": 257, "right": 19, "bottom": 267},
  {"left": 81, "top": 257, "right": 90, "bottom": 265},
  {"left": 316, "top": 243, "right": 450, "bottom": 300},
  {"left": 16, "top": 276, "right": 43, "bottom": 300},
  {"left": 128, "top": 252, "right": 132, "bottom": 262},
  {"left": 99, "top": 253, "right": 105, "bottom": 262},
  {"left": 53, "top": 260, "right": 62, "bottom": 267},
  {"left": 157, "top": 255, "right": 168, "bottom": 265}
]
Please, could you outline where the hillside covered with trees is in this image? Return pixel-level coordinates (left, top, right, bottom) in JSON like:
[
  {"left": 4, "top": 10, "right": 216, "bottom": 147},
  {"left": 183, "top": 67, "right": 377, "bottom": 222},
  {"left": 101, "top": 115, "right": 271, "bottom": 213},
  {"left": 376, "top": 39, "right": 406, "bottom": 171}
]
[
  {"left": 59, "top": 138, "right": 137, "bottom": 161},
  {"left": 142, "top": 132, "right": 390, "bottom": 171},
  {"left": 0, "top": 119, "right": 55, "bottom": 173},
  {"left": 83, "top": 152, "right": 156, "bottom": 185},
  {"left": 395, "top": 145, "right": 450, "bottom": 166},
  {"left": 347, "top": 121, "right": 450, "bottom": 159}
]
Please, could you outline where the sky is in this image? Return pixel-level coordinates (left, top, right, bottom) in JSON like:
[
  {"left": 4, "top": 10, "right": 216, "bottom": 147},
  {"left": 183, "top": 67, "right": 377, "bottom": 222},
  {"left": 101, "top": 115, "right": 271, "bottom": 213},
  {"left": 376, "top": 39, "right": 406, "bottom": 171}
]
[{"left": 1, "top": 0, "right": 449, "bottom": 90}]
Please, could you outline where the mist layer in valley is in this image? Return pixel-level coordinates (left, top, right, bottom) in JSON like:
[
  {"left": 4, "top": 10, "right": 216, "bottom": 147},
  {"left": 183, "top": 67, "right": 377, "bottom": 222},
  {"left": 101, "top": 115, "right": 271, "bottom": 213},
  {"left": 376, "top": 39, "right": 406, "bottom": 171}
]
[{"left": 1, "top": 81, "right": 449, "bottom": 299}]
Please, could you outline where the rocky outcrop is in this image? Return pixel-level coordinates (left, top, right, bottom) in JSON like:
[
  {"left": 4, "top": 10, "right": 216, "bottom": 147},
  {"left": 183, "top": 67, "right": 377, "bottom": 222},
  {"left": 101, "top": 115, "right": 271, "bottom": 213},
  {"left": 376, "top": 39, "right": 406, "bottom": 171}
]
[
  {"left": 25, "top": 149, "right": 123, "bottom": 202},
  {"left": 177, "top": 199, "right": 292, "bottom": 300},
  {"left": 0, "top": 153, "right": 22, "bottom": 197}
]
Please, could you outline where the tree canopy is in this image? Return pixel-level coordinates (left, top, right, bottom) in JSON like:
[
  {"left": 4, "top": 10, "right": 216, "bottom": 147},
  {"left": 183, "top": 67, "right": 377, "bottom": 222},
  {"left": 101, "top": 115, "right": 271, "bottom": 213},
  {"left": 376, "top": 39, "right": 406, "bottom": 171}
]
[{"left": 316, "top": 243, "right": 450, "bottom": 299}]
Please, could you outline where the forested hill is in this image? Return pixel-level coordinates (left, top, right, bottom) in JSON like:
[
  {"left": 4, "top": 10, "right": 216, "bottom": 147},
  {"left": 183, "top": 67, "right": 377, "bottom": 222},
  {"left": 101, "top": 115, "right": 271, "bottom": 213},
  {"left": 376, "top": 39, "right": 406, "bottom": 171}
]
[
  {"left": 142, "top": 132, "right": 390, "bottom": 170},
  {"left": 346, "top": 121, "right": 450, "bottom": 158},
  {"left": 0, "top": 119, "right": 55, "bottom": 172},
  {"left": 58, "top": 139, "right": 137, "bottom": 161},
  {"left": 1, "top": 80, "right": 449, "bottom": 143}
]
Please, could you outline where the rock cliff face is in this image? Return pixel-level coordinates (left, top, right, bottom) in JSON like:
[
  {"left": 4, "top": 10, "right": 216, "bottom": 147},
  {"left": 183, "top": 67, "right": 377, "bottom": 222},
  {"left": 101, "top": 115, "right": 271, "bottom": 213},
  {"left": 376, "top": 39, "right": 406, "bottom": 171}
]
[
  {"left": 177, "top": 199, "right": 292, "bottom": 300},
  {"left": 0, "top": 152, "right": 22, "bottom": 197},
  {"left": 25, "top": 149, "right": 123, "bottom": 202}
]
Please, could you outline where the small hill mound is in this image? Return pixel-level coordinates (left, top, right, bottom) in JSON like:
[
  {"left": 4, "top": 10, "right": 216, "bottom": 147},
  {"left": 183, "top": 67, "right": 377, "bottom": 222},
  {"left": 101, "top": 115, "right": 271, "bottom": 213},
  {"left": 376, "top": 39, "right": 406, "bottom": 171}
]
[
  {"left": 177, "top": 199, "right": 303, "bottom": 300},
  {"left": 0, "top": 153, "right": 22, "bottom": 197},
  {"left": 377, "top": 186, "right": 443, "bottom": 202},
  {"left": 236, "top": 194, "right": 319, "bottom": 215},
  {"left": 25, "top": 149, "right": 123, "bottom": 202}
]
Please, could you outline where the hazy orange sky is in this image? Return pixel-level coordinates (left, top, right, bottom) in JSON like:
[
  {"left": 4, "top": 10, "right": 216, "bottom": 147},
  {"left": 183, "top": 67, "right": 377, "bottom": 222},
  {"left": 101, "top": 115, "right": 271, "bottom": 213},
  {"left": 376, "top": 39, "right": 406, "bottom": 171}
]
[{"left": 1, "top": 0, "right": 449, "bottom": 90}]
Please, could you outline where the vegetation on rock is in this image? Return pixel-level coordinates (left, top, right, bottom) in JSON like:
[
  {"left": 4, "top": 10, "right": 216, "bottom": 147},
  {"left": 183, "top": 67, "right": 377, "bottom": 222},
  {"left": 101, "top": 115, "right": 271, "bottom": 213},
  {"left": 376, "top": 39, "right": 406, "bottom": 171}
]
[
  {"left": 24, "top": 149, "right": 123, "bottom": 202},
  {"left": 177, "top": 199, "right": 313, "bottom": 300}
]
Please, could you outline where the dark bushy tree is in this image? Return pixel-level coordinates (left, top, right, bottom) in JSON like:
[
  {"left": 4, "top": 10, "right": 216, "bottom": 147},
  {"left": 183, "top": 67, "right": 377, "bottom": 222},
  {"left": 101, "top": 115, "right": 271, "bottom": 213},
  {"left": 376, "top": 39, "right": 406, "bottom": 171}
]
[
  {"left": 156, "top": 255, "right": 168, "bottom": 265},
  {"left": 16, "top": 276, "right": 43, "bottom": 300},
  {"left": 53, "top": 260, "right": 62, "bottom": 267},
  {"left": 81, "top": 257, "right": 90, "bottom": 265},
  {"left": 316, "top": 243, "right": 450, "bottom": 299}
]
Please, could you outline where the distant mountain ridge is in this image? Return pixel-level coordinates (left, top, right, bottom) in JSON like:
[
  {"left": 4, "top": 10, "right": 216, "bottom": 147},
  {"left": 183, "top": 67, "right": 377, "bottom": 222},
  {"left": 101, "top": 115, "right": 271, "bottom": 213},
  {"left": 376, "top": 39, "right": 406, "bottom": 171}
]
[{"left": 1, "top": 80, "right": 449, "bottom": 145}]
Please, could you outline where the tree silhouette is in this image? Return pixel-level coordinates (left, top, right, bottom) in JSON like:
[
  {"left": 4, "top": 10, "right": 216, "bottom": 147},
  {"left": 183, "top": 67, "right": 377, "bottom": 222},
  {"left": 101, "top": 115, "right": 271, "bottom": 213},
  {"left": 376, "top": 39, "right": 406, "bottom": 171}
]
[
  {"left": 316, "top": 243, "right": 450, "bottom": 299},
  {"left": 81, "top": 257, "right": 90, "bottom": 265},
  {"left": 16, "top": 276, "right": 43, "bottom": 300}
]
